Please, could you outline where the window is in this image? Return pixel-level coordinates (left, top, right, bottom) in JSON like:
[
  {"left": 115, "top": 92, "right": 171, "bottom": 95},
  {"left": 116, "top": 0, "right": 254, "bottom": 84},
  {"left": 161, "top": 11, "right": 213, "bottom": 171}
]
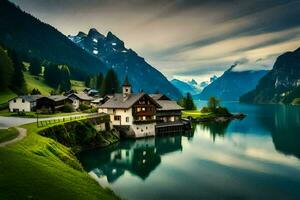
[
  {"left": 146, "top": 126, "right": 148, "bottom": 130},
  {"left": 126, "top": 117, "right": 129, "bottom": 122},
  {"left": 125, "top": 88, "right": 128, "bottom": 92},
  {"left": 142, "top": 107, "right": 146, "bottom": 111},
  {"left": 137, "top": 107, "right": 141, "bottom": 112},
  {"left": 22, "top": 99, "right": 25, "bottom": 103},
  {"left": 13, "top": 99, "right": 16, "bottom": 103},
  {"left": 142, "top": 116, "right": 146, "bottom": 120},
  {"left": 114, "top": 116, "right": 121, "bottom": 121}
]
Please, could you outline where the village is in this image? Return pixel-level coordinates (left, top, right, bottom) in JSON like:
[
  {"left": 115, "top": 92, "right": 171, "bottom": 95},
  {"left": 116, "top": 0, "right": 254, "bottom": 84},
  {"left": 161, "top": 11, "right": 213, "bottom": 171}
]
[{"left": 7, "top": 76, "right": 190, "bottom": 138}]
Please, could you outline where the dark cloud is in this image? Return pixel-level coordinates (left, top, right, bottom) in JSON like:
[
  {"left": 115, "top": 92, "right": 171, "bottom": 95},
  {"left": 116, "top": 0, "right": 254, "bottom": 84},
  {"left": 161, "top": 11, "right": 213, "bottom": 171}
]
[{"left": 9, "top": 0, "right": 300, "bottom": 80}]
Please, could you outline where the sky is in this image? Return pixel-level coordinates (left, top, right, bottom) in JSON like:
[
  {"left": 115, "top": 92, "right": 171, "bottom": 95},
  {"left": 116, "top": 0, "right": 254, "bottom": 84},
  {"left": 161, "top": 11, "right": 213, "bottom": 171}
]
[{"left": 10, "top": 0, "right": 300, "bottom": 82}]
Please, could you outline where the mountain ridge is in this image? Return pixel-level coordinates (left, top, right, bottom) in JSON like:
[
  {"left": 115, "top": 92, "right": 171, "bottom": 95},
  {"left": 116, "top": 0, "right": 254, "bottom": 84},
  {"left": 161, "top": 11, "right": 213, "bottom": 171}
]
[
  {"left": 240, "top": 47, "right": 300, "bottom": 104},
  {"left": 68, "top": 28, "right": 182, "bottom": 99},
  {"left": 198, "top": 66, "right": 268, "bottom": 101}
]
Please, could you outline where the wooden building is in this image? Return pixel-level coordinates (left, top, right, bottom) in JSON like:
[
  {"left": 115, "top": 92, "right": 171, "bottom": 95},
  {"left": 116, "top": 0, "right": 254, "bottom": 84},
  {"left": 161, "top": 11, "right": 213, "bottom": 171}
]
[
  {"left": 99, "top": 76, "right": 161, "bottom": 138},
  {"left": 36, "top": 95, "right": 73, "bottom": 113}
]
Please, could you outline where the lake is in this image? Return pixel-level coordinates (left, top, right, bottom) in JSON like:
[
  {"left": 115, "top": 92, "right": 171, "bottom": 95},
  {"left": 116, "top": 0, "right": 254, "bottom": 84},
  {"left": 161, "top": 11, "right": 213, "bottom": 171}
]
[{"left": 78, "top": 101, "right": 300, "bottom": 200}]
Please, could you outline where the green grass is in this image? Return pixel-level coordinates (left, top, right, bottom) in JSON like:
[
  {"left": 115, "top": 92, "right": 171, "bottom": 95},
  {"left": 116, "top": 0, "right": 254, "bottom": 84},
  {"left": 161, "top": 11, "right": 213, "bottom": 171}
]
[
  {"left": 24, "top": 72, "right": 54, "bottom": 95},
  {"left": 182, "top": 110, "right": 213, "bottom": 119},
  {"left": 0, "top": 120, "right": 120, "bottom": 200},
  {"left": 71, "top": 80, "right": 86, "bottom": 92},
  {"left": 0, "top": 89, "right": 17, "bottom": 104},
  {"left": 0, "top": 128, "right": 19, "bottom": 143}
]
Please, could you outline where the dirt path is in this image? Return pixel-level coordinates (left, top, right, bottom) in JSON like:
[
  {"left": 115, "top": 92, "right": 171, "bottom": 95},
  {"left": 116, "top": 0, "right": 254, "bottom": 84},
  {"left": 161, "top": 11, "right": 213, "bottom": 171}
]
[{"left": 0, "top": 127, "right": 27, "bottom": 147}]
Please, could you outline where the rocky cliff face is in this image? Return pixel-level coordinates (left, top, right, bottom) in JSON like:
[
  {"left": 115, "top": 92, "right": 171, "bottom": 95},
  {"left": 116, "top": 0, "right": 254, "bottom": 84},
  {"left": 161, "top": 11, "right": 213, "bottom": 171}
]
[
  {"left": 68, "top": 29, "right": 182, "bottom": 100},
  {"left": 240, "top": 47, "right": 300, "bottom": 104}
]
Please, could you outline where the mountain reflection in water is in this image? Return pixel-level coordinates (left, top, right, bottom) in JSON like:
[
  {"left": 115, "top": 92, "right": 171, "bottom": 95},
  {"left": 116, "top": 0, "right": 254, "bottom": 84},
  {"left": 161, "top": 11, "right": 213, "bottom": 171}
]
[{"left": 77, "top": 102, "right": 300, "bottom": 200}]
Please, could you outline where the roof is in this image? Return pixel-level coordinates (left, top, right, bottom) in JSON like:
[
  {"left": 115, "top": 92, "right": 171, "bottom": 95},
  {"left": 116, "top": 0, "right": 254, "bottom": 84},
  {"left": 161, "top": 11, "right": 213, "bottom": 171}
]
[
  {"left": 68, "top": 92, "right": 94, "bottom": 101},
  {"left": 149, "top": 93, "right": 170, "bottom": 101},
  {"left": 100, "top": 93, "right": 161, "bottom": 109},
  {"left": 156, "top": 100, "right": 183, "bottom": 111},
  {"left": 88, "top": 89, "right": 99, "bottom": 94},
  {"left": 122, "top": 75, "right": 131, "bottom": 87},
  {"left": 91, "top": 98, "right": 103, "bottom": 103},
  {"left": 9, "top": 95, "right": 43, "bottom": 103},
  {"left": 47, "top": 95, "right": 69, "bottom": 102}
]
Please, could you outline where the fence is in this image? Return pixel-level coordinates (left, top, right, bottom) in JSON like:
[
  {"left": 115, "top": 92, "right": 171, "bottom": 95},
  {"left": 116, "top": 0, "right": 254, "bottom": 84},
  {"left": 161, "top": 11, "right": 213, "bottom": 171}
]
[{"left": 37, "top": 113, "right": 106, "bottom": 128}]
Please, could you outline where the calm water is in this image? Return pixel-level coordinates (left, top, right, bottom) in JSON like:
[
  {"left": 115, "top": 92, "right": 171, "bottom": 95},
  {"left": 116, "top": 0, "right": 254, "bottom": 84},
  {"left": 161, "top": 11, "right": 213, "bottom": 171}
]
[{"left": 78, "top": 101, "right": 300, "bottom": 200}]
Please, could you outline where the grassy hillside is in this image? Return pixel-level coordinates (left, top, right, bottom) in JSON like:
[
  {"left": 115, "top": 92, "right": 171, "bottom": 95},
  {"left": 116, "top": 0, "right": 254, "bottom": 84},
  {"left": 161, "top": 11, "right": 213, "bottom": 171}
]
[
  {"left": 0, "top": 89, "right": 16, "bottom": 104},
  {"left": 0, "top": 121, "right": 120, "bottom": 200},
  {"left": 0, "top": 128, "right": 18, "bottom": 143},
  {"left": 71, "top": 80, "right": 86, "bottom": 92},
  {"left": 24, "top": 72, "right": 54, "bottom": 95}
]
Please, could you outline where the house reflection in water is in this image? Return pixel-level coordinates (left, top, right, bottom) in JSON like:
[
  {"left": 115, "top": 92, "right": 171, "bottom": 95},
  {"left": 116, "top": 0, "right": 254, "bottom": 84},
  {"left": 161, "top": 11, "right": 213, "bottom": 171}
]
[{"left": 78, "top": 135, "right": 183, "bottom": 182}]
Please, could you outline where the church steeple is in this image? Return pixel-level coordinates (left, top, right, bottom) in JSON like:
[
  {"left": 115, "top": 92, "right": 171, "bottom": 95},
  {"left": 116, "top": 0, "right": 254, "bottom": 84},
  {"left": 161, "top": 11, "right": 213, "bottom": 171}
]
[{"left": 122, "top": 75, "right": 131, "bottom": 97}]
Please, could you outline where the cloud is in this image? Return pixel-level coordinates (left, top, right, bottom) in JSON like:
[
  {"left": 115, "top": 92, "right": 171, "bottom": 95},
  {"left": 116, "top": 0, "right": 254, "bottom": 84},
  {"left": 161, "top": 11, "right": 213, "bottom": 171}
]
[{"left": 9, "top": 0, "right": 300, "bottom": 82}]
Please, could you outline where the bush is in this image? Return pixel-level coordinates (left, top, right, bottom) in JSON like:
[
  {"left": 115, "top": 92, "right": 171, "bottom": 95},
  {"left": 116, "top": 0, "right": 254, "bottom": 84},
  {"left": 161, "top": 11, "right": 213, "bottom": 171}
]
[
  {"left": 79, "top": 103, "right": 90, "bottom": 111},
  {"left": 83, "top": 107, "right": 98, "bottom": 113},
  {"left": 63, "top": 103, "right": 75, "bottom": 113},
  {"left": 200, "top": 106, "right": 209, "bottom": 113},
  {"left": 215, "top": 106, "right": 231, "bottom": 116}
]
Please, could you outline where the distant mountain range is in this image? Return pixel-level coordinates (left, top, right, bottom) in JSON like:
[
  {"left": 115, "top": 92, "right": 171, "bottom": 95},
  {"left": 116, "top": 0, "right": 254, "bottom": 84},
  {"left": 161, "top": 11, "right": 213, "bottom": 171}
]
[
  {"left": 171, "top": 76, "right": 217, "bottom": 96},
  {"left": 240, "top": 47, "right": 300, "bottom": 104},
  {"left": 196, "top": 66, "right": 268, "bottom": 101},
  {"left": 0, "top": 0, "right": 106, "bottom": 79},
  {"left": 68, "top": 29, "right": 182, "bottom": 99}
]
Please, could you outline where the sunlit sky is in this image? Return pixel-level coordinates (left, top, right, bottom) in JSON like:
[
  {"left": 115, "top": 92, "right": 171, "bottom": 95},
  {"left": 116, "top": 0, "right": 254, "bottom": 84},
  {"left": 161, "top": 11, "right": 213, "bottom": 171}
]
[{"left": 10, "top": 0, "right": 300, "bottom": 82}]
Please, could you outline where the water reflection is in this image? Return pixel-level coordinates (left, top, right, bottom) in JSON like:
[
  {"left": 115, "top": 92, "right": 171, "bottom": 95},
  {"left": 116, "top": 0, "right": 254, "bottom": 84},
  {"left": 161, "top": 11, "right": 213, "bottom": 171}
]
[
  {"left": 78, "top": 103, "right": 300, "bottom": 200},
  {"left": 78, "top": 135, "right": 184, "bottom": 182},
  {"left": 261, "top": 105, "right": 300, "bottom": 158},
  {"left": 198, "top": 121, "right": 230, "bottom": 141}
]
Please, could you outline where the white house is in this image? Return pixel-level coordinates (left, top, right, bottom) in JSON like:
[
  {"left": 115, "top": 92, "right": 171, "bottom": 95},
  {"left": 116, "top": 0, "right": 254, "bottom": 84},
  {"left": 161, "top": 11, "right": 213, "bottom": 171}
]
[
  {"left": 99, "top": 76, "right": 161, "bottom": 138},
  {"left": 9, "top": 95, "right": 43, "bottom": 112}
]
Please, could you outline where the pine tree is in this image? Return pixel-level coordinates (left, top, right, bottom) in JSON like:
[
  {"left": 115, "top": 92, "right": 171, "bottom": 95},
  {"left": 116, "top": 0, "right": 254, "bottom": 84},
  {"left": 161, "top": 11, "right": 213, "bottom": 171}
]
[
  {"left": 102, "top": 69, "right": 120, "bottom": 95},
  {"left": 85, "top": 75, "right": 91, "bottom": 87},
  {"left": 185, "top": 93, "right": 196, "bottom": 110},
  {"left": 31, "top": 88, "right": 41, "bottom": 95},
  {"left": 9, "top": 50, "right": 26, "bottom": 94},
  {"left": 59, "top": 65, "right": 71, "bottom": 92},
  {"left": 0, "top": 47, "right": 14, "bottom": 91},
  {"left": 29, "top": 58, "right": 41, "bottom": 76},
  {"left": 44, "top": 63, "right": 60, "bottom": 88},
  {"left": 96, "top": 73, "right": 103, "bottom": 91}
]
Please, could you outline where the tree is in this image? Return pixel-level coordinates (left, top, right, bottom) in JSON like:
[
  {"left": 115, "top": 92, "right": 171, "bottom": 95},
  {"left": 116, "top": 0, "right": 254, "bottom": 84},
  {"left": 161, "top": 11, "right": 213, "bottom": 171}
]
[
  {"left": 207, "top": 97, "right": 220, "bottom": 112},
  {"left": 178, "top": 92, "right": 196, "bottom": 110},
  {"left": 29, "top": 58, "right": 41, "bottom": 76},
  {"left": 85, "top": 75, "right": 91, "bottom": 87},
  {"left": 31, "top": 88, "right": 41, "bottom": 95},
  {"left": 185, "top": 93, "right": 196, "bottom": 110},
  {"left": 95, "top": 73, "right": 103, "bottom": 91},
  {"left": 101, "top": 68, "right": 120, "bottom": 95},
  {"left": 0, "top": 46, "right": 14, "bottom": 91},
  {"left": 9, "top": 50, "right": 26, "bottom": 94},
  {"left": 58, "top": 65, "right": 71, "bottom": 92},
  {"left": 44, "top": 63, "right": 60, "bottom": 87}
]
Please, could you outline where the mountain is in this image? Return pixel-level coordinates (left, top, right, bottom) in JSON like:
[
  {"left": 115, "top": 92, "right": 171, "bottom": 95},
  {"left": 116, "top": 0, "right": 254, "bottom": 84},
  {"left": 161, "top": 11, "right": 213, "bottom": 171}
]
[
  {"left": 240, "top": 47, "right": 300, "bottom": 104},
  {"left": 68, "top": 29, "right": 182, "bottom": 99},
  {"left": 0, "top": 0, "right": 106, "bottom": 79},
  {"left": 171, "top": 79, "right": 198, "bottom": 95},
  {"left": 171, "top": 76, "right": 217, "bottom": 96},
  {"left": 197, "top": 66, "right": 268, "bottom": 101}
]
